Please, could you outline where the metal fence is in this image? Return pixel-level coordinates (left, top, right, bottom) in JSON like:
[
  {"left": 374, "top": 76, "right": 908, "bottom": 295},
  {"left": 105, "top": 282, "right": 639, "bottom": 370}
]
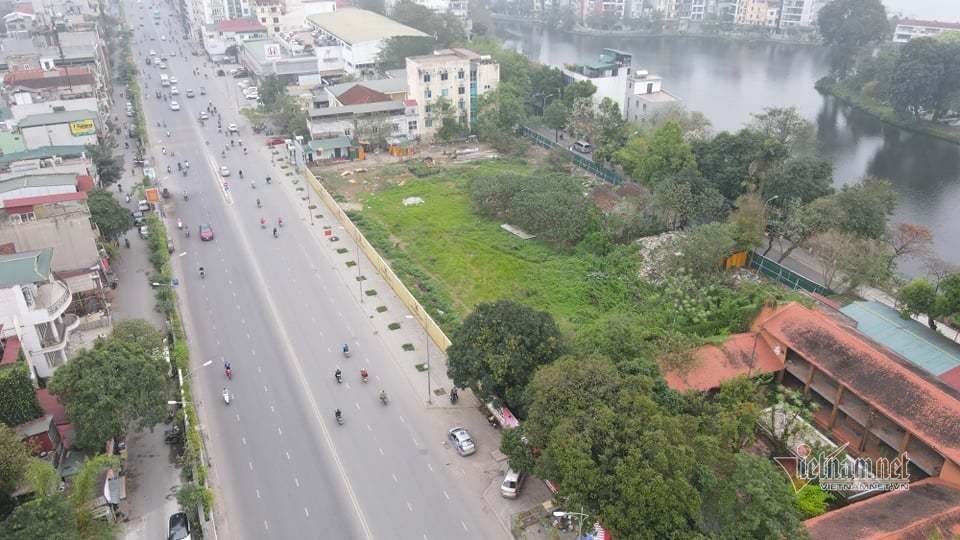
[
  {"left": 748, "top": 251, "right": 833, "bottom": 295},
  {"left": 518, "top": 126, "right": 624, "bottom": 185}
]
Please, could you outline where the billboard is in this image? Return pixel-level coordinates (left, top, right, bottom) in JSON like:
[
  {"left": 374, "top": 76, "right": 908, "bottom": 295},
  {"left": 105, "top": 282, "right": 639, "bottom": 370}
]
[
  {"left": 264, "top": 43, "right": 281, "bottom": 60},
  {"left": 69, "top": 119, "right": 96, "bottom": 136}
]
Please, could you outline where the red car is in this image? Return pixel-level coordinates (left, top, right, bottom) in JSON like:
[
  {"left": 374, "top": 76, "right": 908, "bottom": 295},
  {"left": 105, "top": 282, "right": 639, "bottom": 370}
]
[
  {"left": 199, "top": 223, "right": 214, "bottom": 241},
  {"left": 265, "top": 137, "right": 285, "bottom": 146}
]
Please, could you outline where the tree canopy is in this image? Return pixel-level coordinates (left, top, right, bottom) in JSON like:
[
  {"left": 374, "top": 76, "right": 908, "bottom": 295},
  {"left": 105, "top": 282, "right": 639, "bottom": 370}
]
[
  {"left": 614, "top": 121, "right": 699, "bottom": 185},
  {"left": 0, "top": 495, "right": 80, "bottom": 540},
  {"left": 0, "top": 425, "right": 31, "bottom": 495},
  {"left": 49, "top": 337, "right": 168, "bottom": 449},
  {"left": 0, "top": 364, "right": 42, "bottom": 427},
  {"left": 87, "top": 188, "right": 134, "bottom": 241},
  {"left": 817, "top": 0, "right": 888, "bottom": 77},
  {"left": 85, "top": 138, "right": 123, "bottom": 187},
  {"left": 390, "top": 0, "right": 465, "bottom": 47},
  {"left": 376, "top": 36, "right": 434, "bottom": 70},
  {"left": 446, "top": 301, "right": 564, "bottom": 416}
]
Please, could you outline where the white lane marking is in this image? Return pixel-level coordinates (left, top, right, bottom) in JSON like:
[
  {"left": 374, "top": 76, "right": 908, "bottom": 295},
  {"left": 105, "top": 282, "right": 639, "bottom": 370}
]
[
  {"left": 461, "top": 521, "right": 468, "bottom": 532},
  {"left": 442, "top": 490, "right": 450, "bottom": 500},
  {"left": 179, "top": 251, "right": 188, "bottom": 257},
  {"left": 294, "top": 477, "right": 300, "bottom": 487},
  {"left": 263, "top": 385, "right": 269, "bottom": 393},
  {"left": 256, "top": 489, "right": 260, "bottom": 499},
  {"left": 378, "top": 448, "right": 384, "bottom": 456},
  {"left": 406, "top": 502, "right": 413, "bottom": 512},
  {"left": 246, "top": 333, "right": 251, "bottom": 340},
  {"left": 366, "top": 424, "right": 372, "bottom": 432},
  {"left": 412, "top": 437, "right": 419, "bottom": 446},
  {"left": 277, "top": 426, "right": 283, "bottom": 435},
  {"left": 270, "top": 405, "right": 275, "bottom": 413},
  {"left": 427, "top": 463, "right": 433, "bottom": 473},
  {"left": 264, "top": 520, "right": 269, "bottom": 530},
  {"left": 251, "top": 349, "right": 256, "bottom": 356},
  {"left": 235, "top": 414, "right": 240, "bottom": 422},
  {"left": 241, "top": 436, "right": 246, "bottom": 446},
  {"left": 249, "top": 462, "right": 253, "bottom": 471},
  {"left": 304, "top": 507, "right": 310, "bottom": 517},
  {"left": 399, "top": 415, "right": 406, "bottom": 424},
  {"left": 257, "top": 365, "right": 262, "bottom": 373},
  {"left": 392, "top": 474, "right": 398, "bottom": 483},
  {"left": 285, "top": 451, "right": 291, "bottom": 461}
]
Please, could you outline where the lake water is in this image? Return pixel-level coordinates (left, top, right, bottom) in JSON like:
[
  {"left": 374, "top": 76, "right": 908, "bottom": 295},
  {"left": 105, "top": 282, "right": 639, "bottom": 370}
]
[{"left": 501, "top": 28, "right": 960, "bottom": 274}]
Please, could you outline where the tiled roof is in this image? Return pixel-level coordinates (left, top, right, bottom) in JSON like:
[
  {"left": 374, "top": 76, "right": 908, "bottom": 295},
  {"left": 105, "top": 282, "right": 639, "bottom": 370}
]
[
  {"left": 805, "top": 479, "right": 960, "bottom": 539},
  {"left": 17, "top": 110, "right": 97, "bottom": 128},
  {"left": 0, "top": 145, "right": 87, "bottom": 165},
  {"left": 14, "top": 4, "right": 34, "bottom": 14},
  {"left": 662, "top": 332, "right": 783, "bottom": 392},
  {"left": 3, "top": 67, "right": 95, "bottom": 89},
  {"left": 2, "top": 191, "right": 86, "bottom": 210},
  {"left": 762, "top": 302, "right": 960, "bottom": 466},
  {"left": 36, "top": 389, "right": 67, "bottom": 425},
  {"left": 216, "top": 18, "right": 266, "bottom": 33},
  {"left": 337, "top": 84, "right": 390, "bottom": 106}
]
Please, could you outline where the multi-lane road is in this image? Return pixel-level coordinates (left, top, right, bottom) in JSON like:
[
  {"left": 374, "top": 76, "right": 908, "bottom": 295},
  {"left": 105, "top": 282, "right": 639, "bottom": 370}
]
[{"left": 122, "top": 2, "right": 508, "bottom": 538}]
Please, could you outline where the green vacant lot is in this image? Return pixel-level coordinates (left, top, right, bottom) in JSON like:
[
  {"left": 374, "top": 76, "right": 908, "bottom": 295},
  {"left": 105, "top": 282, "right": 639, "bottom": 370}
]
[{"left": 352, "top": 160, "right": 621, "bottom": 332}]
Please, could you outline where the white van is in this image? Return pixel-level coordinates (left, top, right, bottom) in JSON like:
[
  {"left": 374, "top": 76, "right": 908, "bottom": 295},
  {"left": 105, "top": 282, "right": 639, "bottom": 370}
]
[
  {"left": 160, "top": 74, "right": 170, "bottom": 87},
  {"left": 571, "top": 140, "right": 592, "bottom": 154}
]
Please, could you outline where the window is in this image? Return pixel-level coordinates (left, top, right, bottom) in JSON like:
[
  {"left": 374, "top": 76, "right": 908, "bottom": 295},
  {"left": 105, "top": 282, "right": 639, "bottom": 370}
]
[
  {"left": 457, "top": 70, "right": 464, "bottom": 79},
  {"left": 408, "top": 120, "right": 417, "bottom": 131},
  {"left": 424, "top": 89, "right": 432, "bottom": 99},
  {"left": 261, "top": 17, "right": 266, "bottom": 22},
  {"left": 425, "top": 104, "right": 432, "bottom": 113},
  {"left": 458, "top": 99, "right": 465, "bottom": 110},
  {"left": 273, "top": 17, "right": 279, "bottom": 22},
  {"left": 344, "top": 128, "right": 351, "bottom": 135},
  {"left": 440, "top": 71, "right": 448, "bottom": 81},
  {"left": 425, "top": 118, "right": 433, "bottom": 127},
  {"left": 423, "top": 73, "right": 431, "bottom": 82},
  {"left": 458, "top": 86, "right": 465, "bottom": 95},
  {"left": 441, "top": 88, "right": 448, "bottom": 97},
  {"left": 11, "top": 212, "right": 35, "bottom": 223}
]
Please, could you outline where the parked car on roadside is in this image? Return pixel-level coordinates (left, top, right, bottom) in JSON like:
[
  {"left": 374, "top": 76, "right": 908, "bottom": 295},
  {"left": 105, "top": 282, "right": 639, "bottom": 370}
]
[{"left": 447, "top": 427, "right": 476, "bottom": 456}]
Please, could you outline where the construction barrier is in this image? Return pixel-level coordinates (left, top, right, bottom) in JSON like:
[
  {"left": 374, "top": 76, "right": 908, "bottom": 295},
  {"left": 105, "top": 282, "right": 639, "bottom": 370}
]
[{"left": 303, "top": 168, "right": 453, "bottom": 352}]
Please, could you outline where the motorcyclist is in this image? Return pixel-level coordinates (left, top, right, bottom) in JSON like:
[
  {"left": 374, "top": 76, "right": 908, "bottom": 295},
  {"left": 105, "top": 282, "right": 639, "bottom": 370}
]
[
  {"left": 343, "top": 343, "right": 349, "bottom": 354},
  {"left": 335, "top": 408, "right": 342, "bottom": 420},
  {"left": 167, "top": 165, "right": 171, "bottom": 173},
  {"left": 335, "top": 368, "right": 342, "bottom": 382},
  {"left": 238, "top": 169, "right": 243, "bottom": 178},
  {"left": 256, "top": 198, "right": 261, "bottom": 208},
  {"left": 260, "top": 217, "right": 266, "bottom": 228},
  {"left": 360, "top": 368, "right": 368, "bottom": 382},
  {"left": 379, "top": 389, "right": 387, "bottom": 402},
  {"left": 199, "top": 266, "right": 205, "bottom": 278},
  {"left": 273, "top": 227, "right": 278, "bottom": 238},
  {"left": 278, "top": 217, "right": 283, "bottom": 227}
]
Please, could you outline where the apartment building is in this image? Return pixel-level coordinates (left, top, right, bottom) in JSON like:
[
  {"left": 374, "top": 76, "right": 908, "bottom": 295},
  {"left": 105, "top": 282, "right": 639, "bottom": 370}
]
[
  {"left": 778, "top": 0, "right": 824, "bottom": 27},
  {"left": 386, "top": 0, "right": 469, "bottom": 20},
  {"left": 405, "top": 48, "right": 499, "bottom": 140},
  {"left": 735, "top": 0, "right": 777, "bottom": 26},
  {"left": 893, "top": 19, "right": 960, "bottom": 43},
  {"left": 254, "top": 0, "right": 335, "bottom": 35}
]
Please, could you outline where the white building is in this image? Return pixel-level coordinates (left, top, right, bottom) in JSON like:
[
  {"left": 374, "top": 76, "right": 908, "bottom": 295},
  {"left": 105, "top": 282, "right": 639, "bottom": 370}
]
[
  {"left": 185, "top": 0, "right": 254, "bottom": 36},
  {"left": 893, "top": 20, "right": 960, "bottom": 43},
  {"left": 624, "top": 71, "right": 680, "bottom": 122},
  {"left": 254, "top": 0, "right": 336, "bottom": 35},
  {"left": 561, "top": 48, "right": 632, "bottom": 116},
  {"left": 405, "top": 48, "right": 499, "bottom": 140},
  {"left": 386, "top": 0, "right": 468, "bottom": 20},
  {"left": 306, "top": 8, "right": 429, "bottom": 74},
  {"left": 778, "top": 0, "right": 824, "bottom": 27},
  {"left": 0, "top": 249, "right": 79, "bottom": 382},
  {"left": 17, "top": 110, "right": 99, "bottom": 150}
]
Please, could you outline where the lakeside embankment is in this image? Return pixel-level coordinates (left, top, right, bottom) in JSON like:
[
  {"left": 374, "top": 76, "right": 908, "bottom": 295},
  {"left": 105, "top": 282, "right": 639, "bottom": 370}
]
[{"left": 814, "top": 77, "right": 960, "bottom": 146}]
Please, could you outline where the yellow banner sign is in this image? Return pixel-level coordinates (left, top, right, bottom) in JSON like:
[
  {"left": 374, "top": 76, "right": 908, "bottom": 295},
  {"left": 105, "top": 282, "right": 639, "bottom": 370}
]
[{"left": 69, "top": 119, "right": 96, "bottom": 136}]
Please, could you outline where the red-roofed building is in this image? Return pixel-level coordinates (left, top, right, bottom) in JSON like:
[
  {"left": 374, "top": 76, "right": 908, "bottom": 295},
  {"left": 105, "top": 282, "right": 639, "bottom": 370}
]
[
  {"left": 0, "top": 334, "right": 21, "bottom": 366},
  {"left": 3, "top": 66, "right": 96, "bottom": 92},
  {"left": 805, "top": 478, "right": 960, "bottom": 539},
  {"left": 215, "top": 18, "right": 267, "bottom": 39},
  {"left": 335, "top": 85, "right": 391, "bottom": 106},
  {"left": 4, "top": 4, "right": 36, "bottom": 35},
  {"left": 36, "top": 388, "right": 67, "bottom": 425},
  {"left": 663, "top": 332, "right": 783, "bottom": 392}
]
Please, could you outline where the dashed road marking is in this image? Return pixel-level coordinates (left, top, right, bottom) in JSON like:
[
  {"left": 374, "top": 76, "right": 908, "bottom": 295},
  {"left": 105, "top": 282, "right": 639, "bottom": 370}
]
[
  {"left": 378, "top": 447, "right": 384, "bottom": 456},
  {"left": 443, "top": 490, "right": 450, "bottom": 500},
  {"left": 294, "top": 477, "right": 300, "bottom": 487},
  {"left": 392, "top": 474, "right": 398, "bottom": 483},
  {"left": 241, "top": 436, "right": 246, "bottom": 445},
  {"left": 249, "top": 462, "right": 253, "bottom": 471},
  {"left": 407, "top": 502, "right": 414, "bottom": 512},
  {"left": 256, "top": 489, "right": 260, "bottom": 499}
]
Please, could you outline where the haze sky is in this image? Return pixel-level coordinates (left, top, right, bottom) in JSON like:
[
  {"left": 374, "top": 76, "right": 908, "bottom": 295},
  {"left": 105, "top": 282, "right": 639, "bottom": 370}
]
[{"left": 882, "top": 0, "right": 958, "bottom": 21}]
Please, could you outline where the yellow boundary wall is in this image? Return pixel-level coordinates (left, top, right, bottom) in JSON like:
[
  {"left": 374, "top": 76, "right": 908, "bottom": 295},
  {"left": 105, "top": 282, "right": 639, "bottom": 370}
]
[{"left": 303, "top": 168, "right": 453, "bottom": 352}]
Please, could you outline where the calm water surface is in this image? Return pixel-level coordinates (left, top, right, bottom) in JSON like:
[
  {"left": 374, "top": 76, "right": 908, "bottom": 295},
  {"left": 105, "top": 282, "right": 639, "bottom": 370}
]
[{"left": 502, "top": 28, "right": 960, "bottom": 274}]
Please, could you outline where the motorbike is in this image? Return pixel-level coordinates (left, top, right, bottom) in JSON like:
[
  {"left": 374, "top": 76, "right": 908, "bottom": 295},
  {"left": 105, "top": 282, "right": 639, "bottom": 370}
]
[
  {"left": 487, "top": 415, "right": 500, "bottom": 429},
  {"left": 164, "top": 425, "right": 183, "bottom": 444},
  {"left": 225, "top": 367, "right": 232, "bottom": 380},
  {"left": 335, "top": 371, "right": 342, "bottom": 384},
  {"left": 222, "top": 388, "right": 231, "bottom": 405},
  {"left": 177, "top": 218, "right": 183, "bottom": 229},
  {"left": 450, "top": 388, "right": 458, "bottom": 404},
  {"left": 380, "top": 392, "right": 388, "bottom": 405},
  {"left": 342, "top": 345, "right": 351, "bottom": 358},
  {"left": 250, "top": 180, "right": 255, "bottom": 189},
  {"left": 335, "top": 411, "right": 344, "bottom": 425},
  {"left": 360, "top": 371, "right": 368, "bottom": 384},
  {"left": 265, "top": 176, "right": 272, "bottom": 184},
  {"left": 199, "top": 268, "right": 205, "bottom": 279},
  {"left": 124, "top": 237, "right": 131, "bottom": 248},
  {"left": 185, "top": 229, "right": 190, "bottom": 238},
  {"left": 273, "top": 228, "right": 279, "bottom": 238}
]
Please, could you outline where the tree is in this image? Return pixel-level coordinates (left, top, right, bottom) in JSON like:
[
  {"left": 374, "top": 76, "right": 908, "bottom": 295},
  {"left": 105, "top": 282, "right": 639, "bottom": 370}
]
[
  {"left": 889, "top": 38, "right": 960, "bottom": 120},
  {"left": 505, "top": 173, "right": 598, "bottom": 248},
  {"left": 641, "top": 103, "right": 712, "bottom": 141},
  {"left": 86, "top": 188, "right": 134, "bottom": 241},
  {"left": 567, "top": 97, "right": 596, "bottom": 141},
  {"left": 817, "top": 0, "right": 888, "bottom": 78},
  {"left": 85, "top": 138, "right": 123, "bottom": 187},
  {"left": 431, "top": 97, "right": 466, "bottom": 141},
  {"left": 727, "top": 193, "right": 767, "bottom": 251},
  {"left": 49, "top": 337, "right": 168, "bottom": 449},
  {"left": 660, "top": 223, "right": 738, "bottom": 279},
  {"left": 390, "top": 0, "right": 465, "bottom": 47},
  {"left": 357, "top": 0, "right": 385, "bottom": 13},
  {"left": 69, "top": 454, "right": 118, "bottom": 538},
  {"left": 0, "top": 425, "right": 31, "bottom": 495},
  {"left": 747, "top": 107, "right": 816, "bottom": 155},
  {"left": 23, "top": 458, "right": 60, "bottom": 498},
  {"left": 762, "top": 156, "right": 834, "bottom": 205},
  {"left": 614, "top": 121, "right": 699, "bottom": 186},
  {"left": 896, "top": 278, "right": 939, "bottom": 327},
  {"left": 270, "top": 97, "right": 308, "bottom": 139},
  {"left": 561, "top": 80, "right": 597, "bottom": 108},
  {"left": 832, "top": 176, "right": 897, "bottom": 239},
  {"left": 477, "top": 83, "right": 527, "bottom": 138},
  {"left": 0, "top": 495, "right": 80, "bottom": 540},
  {"left": 887, "top": 222, "right": 933, "bottom": 268},
  {"left": 376, "top": 36, "right": 433, "bottom": 70},
  {"left": 592, "top": 98, "right": 627, "bottom": 163},
  {"left": 111, "top": 319, "right": 165, "bottom": 354},
  {"left": 807, "top": 230, "right": 893, "bottom": 292},
  {"left": 224, "top": 44, "right": 239, "bottom": 63},
  {"left": 446, "top": 300, "right": 564, "bottom": 416},
  {"left": 693, "top": 129, "right": 787, "bottom": 200},
  {"left": 0, "top": 364, "right": 42, "bottom": 427},
  {"left": 257, "top": 74, "right": 287, "bottom": 111},
  {"left": 542, "top": 100, "right": 569, "bottom": 142}
]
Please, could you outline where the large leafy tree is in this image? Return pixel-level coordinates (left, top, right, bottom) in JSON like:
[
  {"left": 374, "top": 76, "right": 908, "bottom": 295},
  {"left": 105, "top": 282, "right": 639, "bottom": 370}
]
[
  {"left": 446, "top": 300, "right": 564, "bottom": 416},
  {"left": 747, "top": 107, "right": 816, "bottom": 155},
  {"left": 376, "top": 36, "right": 433, "bottom": 70},
  {"left": 615, "top": 121, "right": 699, "bottom": 186},
  {"left": 817, "top": 0, "right": 888, "bottom": 78},
  {"left": 257, "top": 74, "right": 287, "bottom": 111},
  {"left": 0, "top": 364, "right": 42, "bottom": 427},
  {"left": 831, "top": 176, "right": 897, "bottom": 239},
  {"left": 762, "top": 156, "right": 834, "bottom": 205},
  {"left": 49, "top": 338, "right": 168, "bottom": 449},
  {"left": 889, "top": 38, "right": 960, "bottom": 120},
  {"left": 87, "top": 188, "right": 134, "bottom": 241},
  {"left": 0, "top": 425, "right": 31, "bottom": 495},
  {"left": 0, "top": 495, "right": 79, "bottom": 540},
  {"left": 476, "top": 83, "right": 527, "bottom": 142},
  {"left": 542, "top": 100, "right": 569, "bottom": 141},
  {"left": 693, "top": 129, "right": 787, "bottom": 200},
  {"left": 85, "top": 138, "right": 123, "bottom": 186},
  {"left": 807, "top": 230, "right": 893, "bottom": 292},
  {"left": 390, "top": 0, "right": 465, "bottom": 46},
  {"left": 111, "top": 319, "right": 164, "bottom": 354},
  {"left": 592, "top": 98, "right": 627, "bottom": 163}
]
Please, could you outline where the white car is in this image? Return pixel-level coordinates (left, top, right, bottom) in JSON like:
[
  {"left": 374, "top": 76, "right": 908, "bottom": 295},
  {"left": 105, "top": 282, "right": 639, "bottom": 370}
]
[
  {"left": 228, "top": 123, "right": 239, "bottom": 133},
  {"left": 447, "top": 427, "right": 476, "bottom": 456},
  {"left": 160, "top": 35, "right": 166, "bottom": 41},
  {"left": 245, "top": 92, "right": 259, "bottom": 100},
  {"left": 170, "top": 86, "right": 179, "bottom": 95},
  {"left": 149, "top": 49, "right": 157, "bottom": 56},
  {"left": 170, "top": 76, "right": 178, "bottom": 85},
  {"left": 219, "top": 166, "right": 230, "bottom": 176},
  {"left": 199, "top": 111, "right": 209, "bottom": 120},
  {"left": 169, "top": 101, "right": 180, "bottom": 111},
  {"left": 159, "top": 62, "right": 167, "bottom": 70}
]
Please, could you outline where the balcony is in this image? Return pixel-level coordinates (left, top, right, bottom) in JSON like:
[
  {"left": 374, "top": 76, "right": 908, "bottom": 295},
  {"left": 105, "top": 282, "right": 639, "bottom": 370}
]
[
  {"left": 38, "top": 314, "right": 80, "bottom": 354},
  {"left": 28, "top": 280, "right": 72, "bottom": 320}
]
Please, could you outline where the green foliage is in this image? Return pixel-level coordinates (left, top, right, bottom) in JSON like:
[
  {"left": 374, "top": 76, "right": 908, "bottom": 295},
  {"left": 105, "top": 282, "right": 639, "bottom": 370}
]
[
  {"left": 376, "top": 36, "right": 433, "bottom": 70},
  {"left": 0, "top": 364, "right": 42, "bottom": 427},
  {"left": 541, "top": 100, "right": 569, "bottom": 139},
  {"left": 176, "top": 483, "right": 212, "bottom": 534},
  {"left": 831, "top": 176, "right": 897, "bottom": 239},
  {"left": 658, "top": 223, "right": 737, "bottom": 280},
  {"left": 257, "top": 74, "right": 287, "bottom": 111},
  {"left": 747, "top": 107, "right": 816, "bottom": 155},
  {"left": 49, "top": 336, "right": 169, "bottom": 449},
  {"left": 727, "top": 193, "right": 767, "bottom": 251},
  {"left": 23, "top": 458, "right": 60, "bottom": 499},
  {"left": 592, "top": 98, "right": 628, "bottom": 163},
  {"left": 0, "top": 425, "right": 31, "bottom": 495},
  {"left": 87, "top": 188, "right": 134, "bottom": 241},
  {"left": 889, "top": 38, "right": 960, "bottom": 120},
  {"left": 446, "top": 300, "right": 564, "bottom": 416},
  {"left": 796, "top": 483, "right": 834, "bottom": 518},
  {"left": 111, "top": 319, "right": 164, "bottom": 354},
  {"left": 390, "top": 0, "right": 465, "bottom": 47},
  {"left": 615, "top": 121, "right": 699, "bottom": 185},
  {"left": 69, "top": 454, "right": 119, "bottom": 537},
  {"left": 762, "top": 156, "right": 834, "bottom": 205},
  {"left": 224, "top": 44, "right": 238, "bottom": 62},
  {"left": 477, "top": 83, "right": 527, "bottom": 139},
  {"left": 808, "top": 230, "right": 894, "bottom": 293},
  {"left": 0, "top": 495, "right": 79, "bottom": 540},
  {"left": 357, "top": 0, "right": 385, "bottom": 13},
  {"left": 817, "top": 0, "right": 888, "bottom": 78},
  {"left": 692, "top": 129, "right": 787, "bottom": 200},
  {"left": 85, "top": 139, "right": 123, "bottom": 186}
]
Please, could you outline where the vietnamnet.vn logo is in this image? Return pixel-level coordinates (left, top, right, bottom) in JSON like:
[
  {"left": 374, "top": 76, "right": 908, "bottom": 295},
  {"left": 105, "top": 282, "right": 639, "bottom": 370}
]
[{"left": 774, "top": 443, "right": 911, "bottom": 493}]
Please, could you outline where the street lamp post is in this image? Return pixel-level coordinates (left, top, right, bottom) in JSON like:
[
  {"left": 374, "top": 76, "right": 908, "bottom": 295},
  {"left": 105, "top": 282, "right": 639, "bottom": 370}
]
[{"left": 553, "top": 509, "right": 589, "bottom": 538}]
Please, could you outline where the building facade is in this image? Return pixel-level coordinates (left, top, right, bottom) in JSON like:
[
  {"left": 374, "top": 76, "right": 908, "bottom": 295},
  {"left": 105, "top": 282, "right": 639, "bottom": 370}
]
[
  {"left": 306, "top": 9, "right": 429, "bottom": 74},
  {"left": 893, "top": 20, "right": 960, "bottom": 43},
  {"left": 405, "top": 48, "right": 499, "bottom": 140}
]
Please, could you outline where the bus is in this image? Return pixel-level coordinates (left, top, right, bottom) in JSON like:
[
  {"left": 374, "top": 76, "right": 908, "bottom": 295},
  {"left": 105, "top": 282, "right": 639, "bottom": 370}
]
[{"left": 160, "top": 74, "right": 170, "bottom": 87}]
